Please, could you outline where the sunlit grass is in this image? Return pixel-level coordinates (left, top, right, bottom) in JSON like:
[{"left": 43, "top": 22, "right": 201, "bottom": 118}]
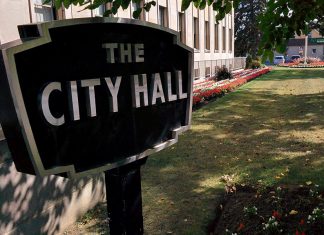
[
  {"left": 141, "top": 67, "right": 324, "bottom": 234},
  {"left": 65, "top": 67, "right": 324, "bottom": 235}
]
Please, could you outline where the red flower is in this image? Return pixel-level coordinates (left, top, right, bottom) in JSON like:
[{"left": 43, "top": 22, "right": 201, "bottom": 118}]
[
  {"left": 296, "top": 229, "right": 306, "bottom": 235},
  {"left": 296, "top": 230, "right": 306, "bottom": 235},
  {"left": 237, "top": 222, "right": 245, "bottom": 231},
  {"left": 272, "top": 210, "right": 281, "bottom": 219}
]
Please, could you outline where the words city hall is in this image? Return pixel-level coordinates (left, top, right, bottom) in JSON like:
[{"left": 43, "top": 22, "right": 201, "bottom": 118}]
[{"left": 40, "top": 43, "right": 188, "bottom": 126}]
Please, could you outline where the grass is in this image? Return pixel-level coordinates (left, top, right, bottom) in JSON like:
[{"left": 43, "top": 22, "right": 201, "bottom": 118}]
[{"left": 64, "top": 67, "right": 324, "bottom": 234}]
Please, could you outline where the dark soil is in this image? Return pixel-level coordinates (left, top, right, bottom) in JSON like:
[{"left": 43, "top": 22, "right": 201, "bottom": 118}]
[{"left": 209, "top": 185, "right": 324, "bottom": 235}]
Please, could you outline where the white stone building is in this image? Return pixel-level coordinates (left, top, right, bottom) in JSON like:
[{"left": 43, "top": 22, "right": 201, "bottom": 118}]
[{"left": 0, "top": 0, "right": 242, "bottom": 80}]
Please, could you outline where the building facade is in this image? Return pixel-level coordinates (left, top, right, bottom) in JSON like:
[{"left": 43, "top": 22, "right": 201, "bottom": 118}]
[
  {"left": 0, "top": 0, "right": 236, "bottom": 80},
  {"left": 279, "top": 30, "right": 324, "bottom": 61},
  {"left": 287, "top": 38, "right": 324, "bottom": 61}
]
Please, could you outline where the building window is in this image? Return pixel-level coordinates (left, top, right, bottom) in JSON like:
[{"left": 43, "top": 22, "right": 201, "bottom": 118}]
[
  {"left": 194, "top": 17, "right": 199, "bottom": 50},
  {"left": 194, "top": 68, "right": 200, "bottom": 79},
  {"left": 215, "top": 24, "right": 219, "bottom": 51},
  {"left": 159, "top": 6, "right": 168, "bottom": 27},
  {"left": 205, "top": 67, "right": 211, "bottom": 77},
  {"left": 93, "top": 5, "right": 105, "bottom": 17},
  {"left": 205, "top": 21, "right": 210, "bottom": 50},
  {"left": 178, "top": 13, "right": 186, "bottom": 44},
  {"left": 222, "top": 26, "right": 226, "bottom": 52},
  {"left": 312, "top": 48, "right": 317, "bottom": 54},
  {"left": 298, "top": 46, "right": 304, "bottom": 55},
  {"left": 34, "top": 0, "right": 54, "bottom": 22},
  {"left": 229, "top": 28, "right": 232, "bottom": 52}
]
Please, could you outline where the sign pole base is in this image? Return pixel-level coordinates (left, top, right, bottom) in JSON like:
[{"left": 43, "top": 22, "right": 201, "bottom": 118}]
[{"left": 105, "top": 158, "right": 147, "bottom": 235}]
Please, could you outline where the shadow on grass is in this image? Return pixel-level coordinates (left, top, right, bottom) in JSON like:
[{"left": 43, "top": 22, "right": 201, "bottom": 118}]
[
  {"left": 0, "top": 140, "right": 105, "bottom": 234},
  {"left": 79, "top": 70, "right": 324, "bottom": 234},
  {"left": 140, "top": 85, "right": 324, "bottom": 234},
  {"left": 261, "top": 67, "right": 324, "bottom": 80}
]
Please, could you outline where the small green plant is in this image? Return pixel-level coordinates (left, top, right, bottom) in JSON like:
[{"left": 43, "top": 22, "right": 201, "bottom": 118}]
[
  {"left": 251, "top": 60, "right": 261, "bottom": 69},
  {"left": 272, "top": 186, "right": 284, "bottom": 210},
  {"left": 220, "top": 174, "right": 236, "bottom": 194},
  {"left": 225, "top": 228, "right": 239, "bottom": 235},
  {"left": 243, "top": 206, "right": 258, "bottom": 217},
  {"left": 262, "top": 216, "right": 283, "bottom": 234},
  {"left": 309, "top": 184, "right": 320, "bottom": 198},
  {"left": 245, "top": 55, "right": 252, "bottom": 69},
  {"left": 276, "top": 186, "right": 283, "bottom": 199},
  {"left": 216, "top": 67, "right": 233, "bottom": 81},
  {"left": 296, "top": 219, "right": 306, "bottom": 235},
  {"left": 307, "top": 207, "right": 324, "bottom": 224}
]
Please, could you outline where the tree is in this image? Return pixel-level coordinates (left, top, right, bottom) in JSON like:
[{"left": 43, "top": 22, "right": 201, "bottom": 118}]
[
  {"left": 234, "top": 0, "right": 266, "bottom": 58},
  {"left": 45, "top": 0, "right": 324, "bottom": 61},
  {"left": 309, "top": 17, "right": 324, "bottom": 36}
]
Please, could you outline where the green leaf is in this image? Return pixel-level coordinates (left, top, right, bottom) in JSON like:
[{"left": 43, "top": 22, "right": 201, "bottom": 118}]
[
  {"left": 193, "top": 0, "right": 200, "bottom": 8},
  {"left": 212, "top": 0, "right": 222, "bottom": 11},
  {"left": 207, "top": 0, "right": 213, "bottom": 6},
  {"left": 276, "top": 43, "right": 286, "bottom": 54},
  {"left": 199, "top": 0, "right": 206, "bottom": 10},
  {"left": 233, "top": 0, "right": 239, "bottom": 9},
  {"left": 144, "top": 3, "right": 151, "bottom": 11},
  {"left": 268, "top": 50, "right": 274, "bottom": 63},
  {"left": 63, "top": 0, "right": 70, "bottom": 8},
  {"left": 103, "top": 9, "right": 113, "bottom": 17},
  {"left": 54, "top": 0, "right": 63, "bottom": 9},
  {"left": 225, "top": 1, "right": 232, "bottom": 14},
  {"left": 133, "top": 8, "right": 142, "bottom": 18},
  {"left": 181, "top": 0, "right": 192, "bottom": 12},
  {"left": 121, "top": 0, "right": 131, "bottom": 10}
]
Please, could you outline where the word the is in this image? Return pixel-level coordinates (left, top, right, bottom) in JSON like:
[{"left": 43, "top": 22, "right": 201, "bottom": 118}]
[{"left": 102, "top": 43, "right": 144, "bottom": 63}]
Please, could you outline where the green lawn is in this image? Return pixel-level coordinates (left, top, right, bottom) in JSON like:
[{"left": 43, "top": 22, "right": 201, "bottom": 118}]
[{"left": 64, "top": 67, "right": 324, "bottom": 235}]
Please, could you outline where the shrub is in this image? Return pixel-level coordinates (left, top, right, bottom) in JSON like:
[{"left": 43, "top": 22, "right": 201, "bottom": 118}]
[
  {"left": 251, "top": 60, "right": 261, "bottom": 69},
  {"left": 245, "top": 55, "right": 252, "bottom": 69},
  {"left": 216, "top": 67, "right": 233, "bottom": 81}
]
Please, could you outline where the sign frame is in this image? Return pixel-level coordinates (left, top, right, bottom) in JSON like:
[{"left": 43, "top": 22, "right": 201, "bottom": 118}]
[{"left": 0, "top": 17, "right": 193, "bottom": 178}]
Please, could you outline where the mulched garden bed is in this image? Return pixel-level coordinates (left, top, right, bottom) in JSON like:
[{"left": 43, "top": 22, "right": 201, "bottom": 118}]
[{"left": 209, "top": 184, "right": 324, "bottom": 234}]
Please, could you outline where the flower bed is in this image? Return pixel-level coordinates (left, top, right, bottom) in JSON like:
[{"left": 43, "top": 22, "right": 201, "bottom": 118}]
[
  {"left": 193, "top": 67, "right": 271, "bottom": 106},
  {"left": 279, "top": 57, "right": 324, "bottom": 68},
  {"left": 210, "top": 184, "right": 324, "bottom": 234}
]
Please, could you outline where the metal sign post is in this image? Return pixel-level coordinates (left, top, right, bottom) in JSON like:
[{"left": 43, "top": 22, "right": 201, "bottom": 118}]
[{"left": 105, "top": 158, "right": 147, "bottom": 235}]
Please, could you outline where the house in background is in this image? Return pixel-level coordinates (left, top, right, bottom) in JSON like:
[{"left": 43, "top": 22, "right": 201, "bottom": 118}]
[
  {"left": 286, "top": 30, "right": 324, "bottom": 60},
  {"left": 286, "top": 38, "right": 324, "bottom": 60}
]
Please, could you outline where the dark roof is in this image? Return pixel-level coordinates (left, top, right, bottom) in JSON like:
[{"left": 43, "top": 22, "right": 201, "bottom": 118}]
[{"left": 288, "top": 38, "right": 324, "bottom": 46}]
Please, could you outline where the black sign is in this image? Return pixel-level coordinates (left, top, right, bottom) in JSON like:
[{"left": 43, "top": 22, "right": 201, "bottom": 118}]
[{"left": 0, "top": 18, "right": 193, "bottom": 177}]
